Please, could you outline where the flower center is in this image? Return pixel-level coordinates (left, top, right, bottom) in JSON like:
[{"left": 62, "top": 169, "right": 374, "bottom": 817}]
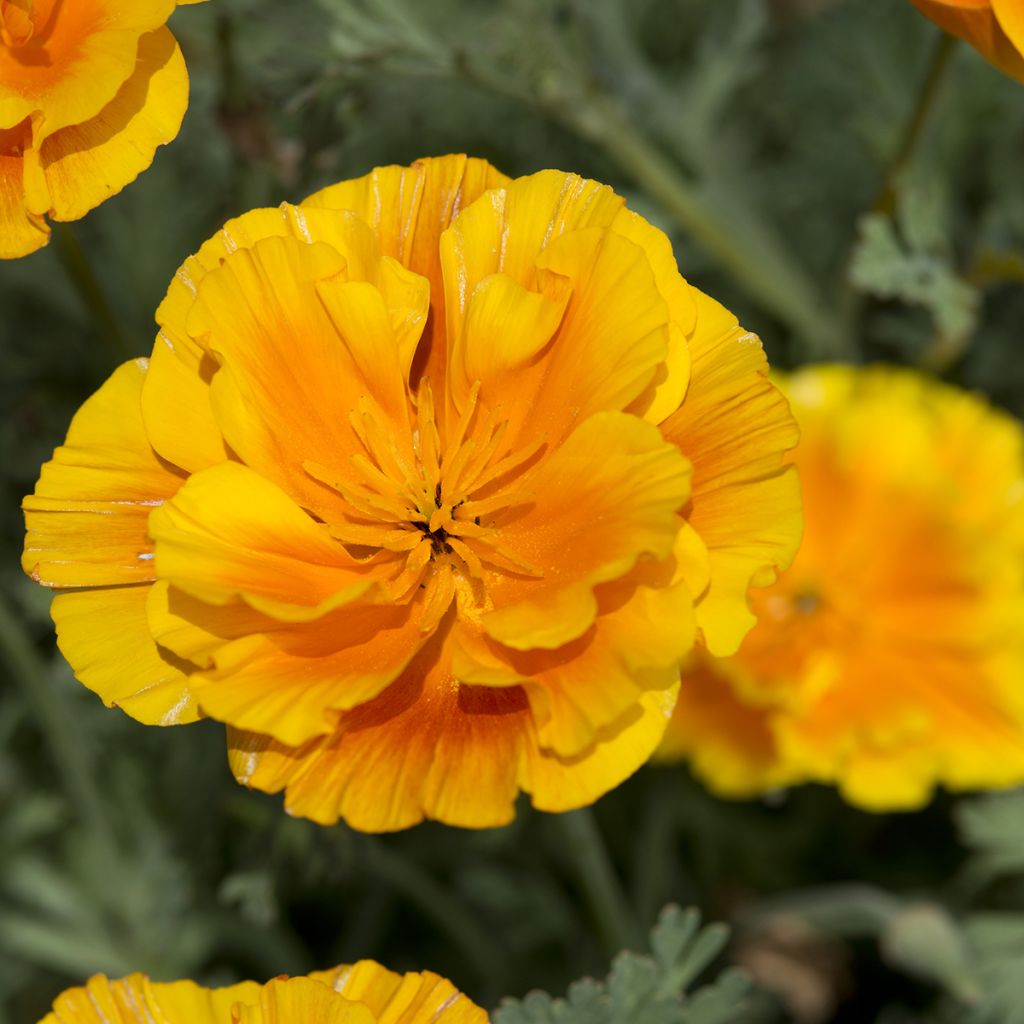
[
  {"left": 312, "top": 380, "right": 546, "bottom": 630},
  {"left": 0, "top": 0, "right": 37, "bottom": 48}
]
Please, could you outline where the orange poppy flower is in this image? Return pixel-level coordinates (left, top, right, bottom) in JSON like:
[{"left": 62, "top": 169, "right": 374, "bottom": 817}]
[
  {"left": 910, "top": 0, "right": 1024, "bottom": 82},
  {"left": 0, "top": 0, "right": 206, "bottom": 260},
  {"left": 39, "top": 961, "right": 487, "bottom": 1023},
  {"left": 23, "top": 155, "right": 801, "bottom": 831},
  {"left": 659, "top": 365, "right": 1024, "bottom": 810}
]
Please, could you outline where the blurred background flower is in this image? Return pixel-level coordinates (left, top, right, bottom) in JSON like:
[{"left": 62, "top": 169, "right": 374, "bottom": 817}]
[
  {"left": 0, "top": 0, "right": 206, "bottom": 260},
  {"left": 659, "top": 364, "right": 1024, "bottom": 809}
]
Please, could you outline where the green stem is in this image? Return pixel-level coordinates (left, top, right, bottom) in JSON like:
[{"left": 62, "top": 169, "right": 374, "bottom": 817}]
[
  {"left": 52, "top": 222, "right": 131, "bottom": 362},
  {"left": 585, "top": 98, "right": 845, "bottom": 357},
  {"left": 558, "top": 807, "right": 643, "bottom": 956},
  {"left": 872, "top": 31, "right": 957, "bottom": 215},
  {"left": 0, "top": 591, "right": 115, "bottom": 851}
]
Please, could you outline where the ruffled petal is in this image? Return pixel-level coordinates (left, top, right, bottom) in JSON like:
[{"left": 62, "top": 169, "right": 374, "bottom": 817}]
[
  {"left": 22, "top": 357, "right": 184, "bottom": 588},
  {"left": 304, "top": 154, "right": 510, "bottom": 395},
  {"left": 312, "top": 962, "right": 488, "bottom": 1024},
  {"left": 0, "top": 122, "right": 47, "bottom": 257},
  {"left": 235, "top": 977, "right": 374, "bottom": 1024},
  {"left": 440, "top": 171, "right": 674, "bottom": 441},
  {"left": 482, "top": 411, "right": 691, "bottom": 650},
  {"left": 228, "top": 631, "right": 678, "bottom": 831},
  {"left": 149, "top": 461, "right": 380, "bottom": 616},
  {"left": 52, "top": 585, "right": 197, "bottom": 725},
  {"left": 660, "top": 288, "right": 802, "bottom": 655},
  {"left": 39, "top": 27, "right": 187, "bottom": 223},
  {"left": 42, "top": 973, "right": 263, "bottom": 1024},
  {"left": 0, "top": 0, "right": 177, "bottom": 139},
  {"left": 147, "top": 582, "right": 430, "bottom": 745},
  {"left": 187, "top": 233, "right": 421, "bottom": 518},
  {"left": 456, "top": 557, "right": 693, "bottom": 757}
]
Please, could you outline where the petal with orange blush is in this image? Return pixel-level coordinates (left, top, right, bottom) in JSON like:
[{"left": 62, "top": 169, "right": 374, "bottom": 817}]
[
  {"left": 22, "top": 358, "right": 184, "bottom": 589},
  {"left": 657, "top": 654, "right": 793, "bottom": 797},
  {"left": 228, "top": 634, "right": 528, "bottom": 831},
  {"left": 228, "top": 634, "right": 679, "bottom": 831},
  {"left": 304, "top": 155, "right": 510, "bottom": 393},
  {"left": 0, "top": 125, "right": 46, "bottom": 258},
  {"left": 148, "top": 582, "right": 430, "bottom": 745},
  {"left": 522, "top": 685, "right": 680, "bottom": 815},
  {"left": 482, "top": 411, "right": 692, "bottom": 651},
  {"left": 912, "top": 0, "right": 1024, "bottom": 83},
  {"left": 456, "top": 558, "right": 694, "bottom": 757},
  {"left": 39, "top": 28, "right": 187, "bottom": 223},
  {"left": 149, "top": 461, "right": 380, "bottom": 618},
  {"left": 661, "top": 288, "right": 802, "bottom": 655},
  {"left": 0, "top": 0, "right": 178, "bottom": 141},
  {"left": 52, "top": 585, "right": 198, "bottom": 726},
  {"left": 188, "top": 235, "right": 417, "bottom": 518},
  {"left": 311, "top": 962, "right": 487, "bottom": 1024}
]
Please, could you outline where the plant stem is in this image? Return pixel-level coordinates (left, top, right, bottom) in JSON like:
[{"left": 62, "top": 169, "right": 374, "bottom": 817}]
[
  {"left": 52, "top": 222, "right": 131, "bottom": 362},
  {"left": 0, "top": 591, "right": 115, "bottom": 852},
  {"left": 558, "top": 807, "right": 643, "bottom": 956},
  {"left": 872, "top": 31, "right": 957, "bottom": 216},
  {"left": 586, "top": 99, "right": 845, "bottom": 357}
]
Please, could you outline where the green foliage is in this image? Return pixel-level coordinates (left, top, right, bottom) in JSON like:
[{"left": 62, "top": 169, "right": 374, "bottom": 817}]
[{"left": 493, "top": 906, "right": 750, "bottom": 1024}]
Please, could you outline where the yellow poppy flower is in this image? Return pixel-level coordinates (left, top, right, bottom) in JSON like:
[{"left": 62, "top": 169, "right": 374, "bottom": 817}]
[
  {"left": 659, "top": 364, "right": 1024, "bottom": 810},
  {"left": 23, "top": 155, "right": 801, "bottom": 831},
  {"left": 0, "top": 0, "right": 206, "bottom": 260},
  {"left": 910, "top": 0, "right": 1024, "bottom": 82},
  {"left": 39, "top": 961, "right": 487, "bottom": 1023}
]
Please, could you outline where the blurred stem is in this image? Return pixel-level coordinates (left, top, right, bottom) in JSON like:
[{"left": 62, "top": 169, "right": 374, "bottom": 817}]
[
  {"left": 361, "top": 839, "right": 505, "bottom": 990},
  {"left": 872, "top": 32, "right": 957, "bottom": 216},
  {"left": 582, "top": 98, "right": 846, "bottom": 357},
  {"left": 0, "top": 592, "right": 115, "bottom": 853},
  {"left": 52, "top": 222, "right": 131, "bottom": 362},
  {"left": 558, "top": 807, "right": 643, "bottom": 956}
]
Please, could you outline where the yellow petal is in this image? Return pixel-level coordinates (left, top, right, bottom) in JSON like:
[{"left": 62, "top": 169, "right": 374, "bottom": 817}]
[
  {"left": 482, "top": 411, "right": 692, "bottom": 650},
  {"left": 149, "top": 461, "right": 379, "bottom": 615},
  {"left": 312, "top": 962, "right": 488, "bottom": 1024},
  {"left": 0, "top": 123, "right": 47, "bottom": 258},
  {"left": 52, "top": 585, "right": 197, "bottom": 726},
  {"left": 0, "top": 0, "right": 177, "bottom": 141},
  {"left": 148, "top": 581, "right": 430, "bottom": 745},
  {"left": 188, "top": 234, "right": 416, "bottom": 519},
  {"left": 304, "top": 155, "right": 510, "bottom": 396},
  {"left": 457, "top": 557, "right": 693, "bottom": 757},
  {"left": 237, "top": 977, "right": 374, "bottom": 1024},
  {"left": 43, "top": 973, "right": 263, "bottom": 1024},
  {"left": 661, "top": 288, "right": 802, "bottom": 655},
  {"left": 912, "top": 0, "right": 1024, "bottom": 82},
  {"left": 22, "top": 358, "right": 184, "bottom": 589},
  {"left": 40, "top": 27, "right": 187, "bottom": 222}
]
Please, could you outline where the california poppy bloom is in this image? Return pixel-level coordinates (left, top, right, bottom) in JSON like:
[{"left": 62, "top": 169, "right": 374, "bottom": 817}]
[
  {"left": 0, "top": 0, "right": 205, "bottom": 260},
  {"left": 23, "top": 155, "right": 801, "bottom": 831},
  {"left": 910, "top": 0, "right": 1024, "bottom": 82},
  {"left": 659, "top": 365, "right": 1024, "bottom": 810},
  {"left": 38, "top": 961, "right": 486, "bottom": 1023}
]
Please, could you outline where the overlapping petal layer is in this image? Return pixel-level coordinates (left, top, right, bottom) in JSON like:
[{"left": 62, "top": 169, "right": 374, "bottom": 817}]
[
  {"left": 660, "top": 364, "right": 1024, "bottom": 809},
  {"left": 911, "top": 0, "right": 1024, "bottom": 83},
  {"left": 0, "top": 0, "right": 203, "bottom": 258},
  {"left": 24, "top": 155, "right": 801, "bottom": 830},
  {"left": 38, "top": 962, "right": 487, "bottom": 1024}
]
